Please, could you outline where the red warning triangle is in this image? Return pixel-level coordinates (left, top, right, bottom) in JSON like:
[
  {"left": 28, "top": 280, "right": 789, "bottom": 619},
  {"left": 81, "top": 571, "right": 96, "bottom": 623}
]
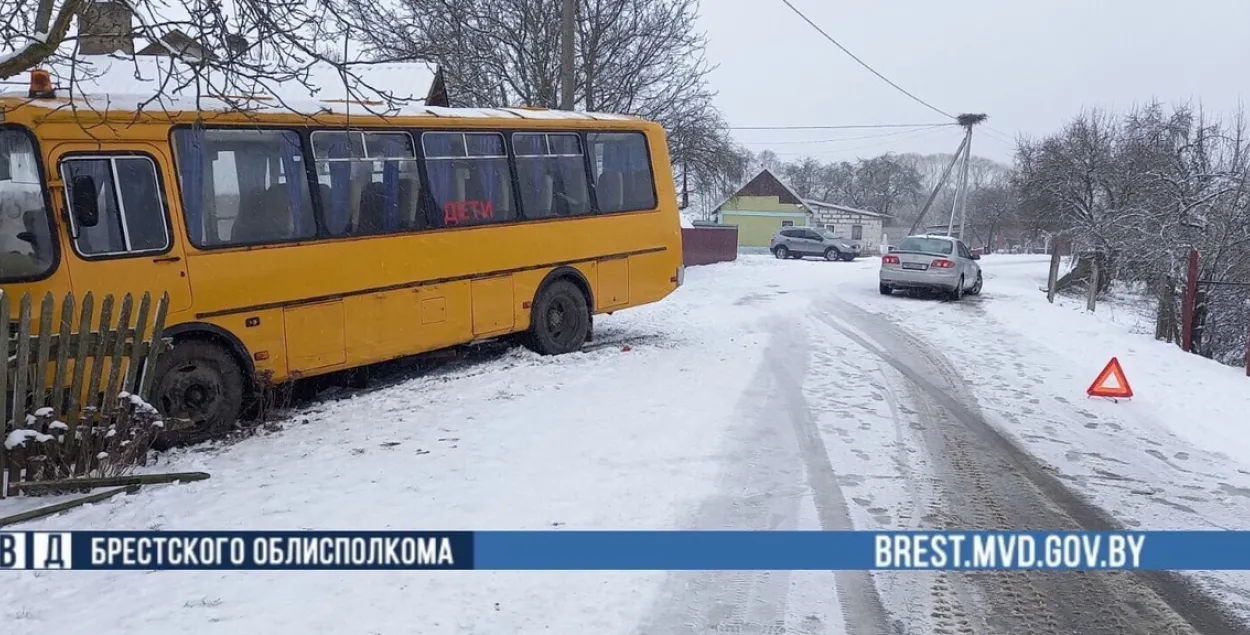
[{"left": 1087, "top": 357, "right": 1134, "bottom": 399}]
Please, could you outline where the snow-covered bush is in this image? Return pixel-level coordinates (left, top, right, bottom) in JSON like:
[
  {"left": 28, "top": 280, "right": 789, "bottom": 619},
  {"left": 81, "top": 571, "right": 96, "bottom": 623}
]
[{"left": 4, "top": 392, "right": 167, "bottom": 488}]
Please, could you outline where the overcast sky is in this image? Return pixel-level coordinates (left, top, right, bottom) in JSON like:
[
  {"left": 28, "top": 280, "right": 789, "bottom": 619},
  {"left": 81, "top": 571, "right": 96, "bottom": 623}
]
[{"left": 697, "top": 0, "right": 1250, "bottom": 165}]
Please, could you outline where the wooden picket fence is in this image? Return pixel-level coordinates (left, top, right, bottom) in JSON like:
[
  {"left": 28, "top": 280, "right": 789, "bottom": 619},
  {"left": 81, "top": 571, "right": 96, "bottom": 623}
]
[{"left": 1, "top": 290, "right": 171, "bottom": 497}]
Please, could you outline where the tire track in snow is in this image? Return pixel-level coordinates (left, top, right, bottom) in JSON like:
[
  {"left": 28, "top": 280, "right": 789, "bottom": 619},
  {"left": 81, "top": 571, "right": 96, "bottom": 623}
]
[
  {"left": 635, "top": 319, "right": 804, "bottom": 635},
  {"left": 814, "top": 297, "right": 1250, "bottom": 635},
  {"left": 635, "top": 316, "right": 891, "bottom": 635},
  {"left": 760, "top": 317, "right": 893, "bottom": 635},
  {"left": 804, "top": 317, "right": 979, "bottom": 635}
]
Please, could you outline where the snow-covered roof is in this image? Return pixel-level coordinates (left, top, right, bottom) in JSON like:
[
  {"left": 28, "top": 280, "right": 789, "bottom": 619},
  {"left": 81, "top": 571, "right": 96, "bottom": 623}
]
[
  {"left": 802, "top": 199, "right": 885, "bottom": 218},
  {"left": 0, "top": 55, "right": 639, "bottom": 122},
  {"left": 46, "top": 55, "right": 439, "bottom": 104}
]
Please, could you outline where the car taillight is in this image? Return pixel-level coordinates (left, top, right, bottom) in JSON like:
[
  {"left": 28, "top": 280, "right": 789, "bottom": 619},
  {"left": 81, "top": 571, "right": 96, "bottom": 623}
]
[
  {"left": 931, "top": 259, "right": 955, "bottom": 269},
  {"left": 882, "top": 255, "right": 900, "bottom": 264}
]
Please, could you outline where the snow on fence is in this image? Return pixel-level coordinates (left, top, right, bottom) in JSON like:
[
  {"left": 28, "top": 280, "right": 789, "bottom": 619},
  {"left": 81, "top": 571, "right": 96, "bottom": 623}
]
[
  {"left": 1, "top": 290, "right": 171, "bottom": 497},
  {"left": 682, "top": 225, "right": 738, "bottom": 267}
]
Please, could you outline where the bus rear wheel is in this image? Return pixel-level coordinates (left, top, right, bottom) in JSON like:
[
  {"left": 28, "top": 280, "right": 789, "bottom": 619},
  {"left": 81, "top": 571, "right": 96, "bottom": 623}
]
[
  {"left": 150, "top": 340, "right": 245, "bottom": 445},
  {"left": 527, "top": 279, "right": 590, "bottom": 355}
]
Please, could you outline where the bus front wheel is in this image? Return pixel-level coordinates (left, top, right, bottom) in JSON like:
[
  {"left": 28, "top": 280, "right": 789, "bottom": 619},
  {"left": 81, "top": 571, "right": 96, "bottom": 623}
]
[
  {"left": 150, "top": 340, "right": 245, "bottom": 444},
  {"left": 527, "top": 279, "right": 590, "bottom": 355}
]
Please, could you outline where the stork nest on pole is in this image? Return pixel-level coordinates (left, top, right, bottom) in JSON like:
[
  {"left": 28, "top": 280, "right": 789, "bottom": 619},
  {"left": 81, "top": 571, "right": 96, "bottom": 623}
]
[{"left": 957, "top": 113, "right": 988, "bottom": 127}]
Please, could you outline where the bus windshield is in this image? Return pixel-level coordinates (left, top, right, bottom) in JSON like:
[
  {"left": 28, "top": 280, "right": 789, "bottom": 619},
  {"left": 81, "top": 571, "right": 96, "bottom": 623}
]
[{"left": 0, "top": 129, "right": 54, "bottom": 281}]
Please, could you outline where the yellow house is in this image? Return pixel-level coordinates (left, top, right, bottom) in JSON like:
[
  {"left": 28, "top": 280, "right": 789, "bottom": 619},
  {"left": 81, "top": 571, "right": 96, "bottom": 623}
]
[
  {"left": 712, "top": 168, "right": 888, "bottom": 251},
  {"left": 712, "top": 169, "right": 812, "bottom": 247}
]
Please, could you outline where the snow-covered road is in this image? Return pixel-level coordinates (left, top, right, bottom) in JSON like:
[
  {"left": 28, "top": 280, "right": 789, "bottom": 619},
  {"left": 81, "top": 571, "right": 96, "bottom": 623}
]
[{"left": 5, "top": 254, "right": 1250, "bottom": 635}]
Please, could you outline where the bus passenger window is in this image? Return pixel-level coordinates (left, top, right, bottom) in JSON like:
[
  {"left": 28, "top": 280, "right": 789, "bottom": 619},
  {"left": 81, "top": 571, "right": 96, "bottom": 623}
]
[
  {"left": 587, "top": 132, "right": 657, "bottom": 214},
  {"left": 421, "top": 132, "right": 517, "bottom": 228},
  {"left": 312, "top": 130, "right": 421, "bottom": 236},
  {"left": 61, "top": 156, "right": 170, "bottom": 257},
  {"left": 172, "top": 129, "right": 315, "bottom": 248},
  {"left": 513, "top": 133, "right": 591, "bottom": 219}
]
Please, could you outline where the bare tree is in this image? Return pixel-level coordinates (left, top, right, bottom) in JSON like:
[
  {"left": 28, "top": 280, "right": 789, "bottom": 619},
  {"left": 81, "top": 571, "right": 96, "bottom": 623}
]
[
  {"left": 1, "top": 0, "right": 422, "bottom": 118},
  {"left": 750, "top": 149, "right": 783, "bottom": 174},
  {"left": 963, "top": 178, "right": 1017, "bottom": 251},
  {"left": 781, "top": 157, "right": 824, "bottom": 199},
  {"left": 853, "top": 153, "right": 923, "bottom": 218},
  {"left": 1015, "top": 101, "right": 1250, "bottom": 363},
  {"left": 341, "top": 0, "right": 741, "bottom": 192},
  {"left": 765, "top": 154, "right": 924, "bottom": 219}
]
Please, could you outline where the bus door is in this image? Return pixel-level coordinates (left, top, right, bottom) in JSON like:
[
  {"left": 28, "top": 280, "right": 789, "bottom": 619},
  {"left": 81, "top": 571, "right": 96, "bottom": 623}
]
[{"left": 50, "top": 142, "right": 193, "bottom": 315}]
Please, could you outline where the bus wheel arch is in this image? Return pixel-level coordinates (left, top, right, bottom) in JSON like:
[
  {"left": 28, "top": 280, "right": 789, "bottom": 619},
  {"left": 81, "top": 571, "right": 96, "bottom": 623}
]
[
  {"left": 536, "top": 266, "right": 594, "bottom": 313},
  {"left": 150, "top": 324, "right": 252, "bottom": 442},
  {"left": 527, "top": 268, "right": 593, "bottom": 355}
]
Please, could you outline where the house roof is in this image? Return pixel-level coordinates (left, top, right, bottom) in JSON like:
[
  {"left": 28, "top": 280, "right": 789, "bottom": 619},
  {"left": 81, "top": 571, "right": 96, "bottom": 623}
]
[
  {"left": 711, "top": 168, "right": 812, "bottom": 214},
  {"left": 135, "top": 31, "right": 212, "bottom": 59},
  {"left": 0, "top": 55, "right": 437, "bottom": 113},
  {"left": 1, "top": 55, "right": 639, "bottom": 121},
  {"left": 802, "top": 199, "right": 886, "bottom": 218},
  {"left": 712, "top": 168, "right": 886, "bottom": 218}
]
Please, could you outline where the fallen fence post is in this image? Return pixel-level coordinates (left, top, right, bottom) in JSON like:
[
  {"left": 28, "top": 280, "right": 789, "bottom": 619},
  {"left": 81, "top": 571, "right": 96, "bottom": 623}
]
[
  {"left": 0, "top": 485, "right": 139, "bottom": 528},
  {"left": 15, "top": 471, "right": 211, "bottom": 495}
]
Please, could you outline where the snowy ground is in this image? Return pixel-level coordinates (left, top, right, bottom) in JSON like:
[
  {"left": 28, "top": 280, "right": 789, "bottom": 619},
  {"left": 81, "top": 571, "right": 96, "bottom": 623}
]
[{"left": 4, "top": 253, "right": 1250, "bottom": 634}]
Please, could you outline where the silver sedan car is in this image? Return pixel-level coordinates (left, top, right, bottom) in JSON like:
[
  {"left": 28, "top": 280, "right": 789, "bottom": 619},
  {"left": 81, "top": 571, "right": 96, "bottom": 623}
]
[{"left": 879, "top": 234, "right": 982, "bottom": 300}]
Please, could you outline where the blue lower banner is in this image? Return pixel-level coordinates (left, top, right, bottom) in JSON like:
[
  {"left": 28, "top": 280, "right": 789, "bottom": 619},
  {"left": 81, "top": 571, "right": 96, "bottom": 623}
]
[{"left": 3, "top": 530, "right": 1250, "bottom": 571}]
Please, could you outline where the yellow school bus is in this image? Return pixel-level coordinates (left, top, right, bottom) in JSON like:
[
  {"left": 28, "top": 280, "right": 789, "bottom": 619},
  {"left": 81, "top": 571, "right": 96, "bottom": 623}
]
[{"left": 0, "top": 70, "right": 684, "bottom": 434}]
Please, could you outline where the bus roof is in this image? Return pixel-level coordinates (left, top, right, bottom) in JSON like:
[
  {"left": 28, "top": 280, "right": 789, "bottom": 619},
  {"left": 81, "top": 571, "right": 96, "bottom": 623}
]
[{"left": 0, "top": 56, "right": 644, "bottom": 126}]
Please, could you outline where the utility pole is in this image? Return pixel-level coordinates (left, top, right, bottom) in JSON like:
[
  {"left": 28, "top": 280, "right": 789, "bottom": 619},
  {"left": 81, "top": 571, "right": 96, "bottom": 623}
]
[
  {"left": 908, "top": 135, "right": 967, "bottom": 236},
  {"left": 945, "top": 133, "right": 965, "bottom": 236},
  {"left": 560, "top": 0, "right": 576, "bottom": 110},
  {"left": 943, "top": 114, "right": 985, "bottom": 238},
  {"left": 956, "top": 122, "right": 975, "bottom": 240}
]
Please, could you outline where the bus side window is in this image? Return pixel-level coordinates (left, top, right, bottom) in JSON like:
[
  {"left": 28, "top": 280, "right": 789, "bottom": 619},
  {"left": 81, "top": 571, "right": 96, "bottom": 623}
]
[
  {"left": 61, "top": 155, "right": 170, "bottom": 257},
  {"left": 312, "top": 130, "right": 421, "bottom": 237},
  {"left": 588, "top": 132, "right": 657, "bottom": 214},
  {"left": 173, "top": 128, "right": 315, "bottom": 248},
  {"left": 421, "top": 132, "right": 517, "bottom": 228},
  {"left": 513, "top": 132, "right": 591, "bottom": 219}
]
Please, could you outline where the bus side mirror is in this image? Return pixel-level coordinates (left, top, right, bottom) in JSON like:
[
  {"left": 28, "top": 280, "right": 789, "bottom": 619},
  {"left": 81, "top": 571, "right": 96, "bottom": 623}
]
[{"left": 69, "top": 174, "right": 100, "bottom": 227}]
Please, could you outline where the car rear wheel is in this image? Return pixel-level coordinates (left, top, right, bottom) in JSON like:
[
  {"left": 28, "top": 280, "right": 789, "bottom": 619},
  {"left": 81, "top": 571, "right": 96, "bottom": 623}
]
[
  {"left": 879, "top": 283, "right": 892, "bottom": 295},
  {"left": 773, "top": 245, "right": 790, "bottom": 259},
  {"left": 949, "top": 276, "right": 965, "bottom": 301},
  {"left": 823, "top": 247, "right": 840, "bottom": 262}
]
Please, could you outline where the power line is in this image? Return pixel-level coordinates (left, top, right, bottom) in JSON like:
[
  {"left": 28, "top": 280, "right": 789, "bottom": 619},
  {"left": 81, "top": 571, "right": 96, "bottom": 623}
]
[
  {"left": 739, "top": 125, "right": 950, "bottom": 146},
  {"left": 729, "top": 122, "right": 956, "bottom": 131},
  {"left": 984, "top": 124, "right": 1016, "bottom": 144},
  {"left": 768, "top": 126, "right": 955, "bottom": 156},
  {"left": 777, "top": 0, "right": 955, "bottom": 121}
]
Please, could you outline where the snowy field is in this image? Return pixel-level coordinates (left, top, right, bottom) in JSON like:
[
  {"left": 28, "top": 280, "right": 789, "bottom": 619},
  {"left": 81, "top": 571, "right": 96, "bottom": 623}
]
[{"left": 4, "top": 253, "right": 1250, "bottom": 634}]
